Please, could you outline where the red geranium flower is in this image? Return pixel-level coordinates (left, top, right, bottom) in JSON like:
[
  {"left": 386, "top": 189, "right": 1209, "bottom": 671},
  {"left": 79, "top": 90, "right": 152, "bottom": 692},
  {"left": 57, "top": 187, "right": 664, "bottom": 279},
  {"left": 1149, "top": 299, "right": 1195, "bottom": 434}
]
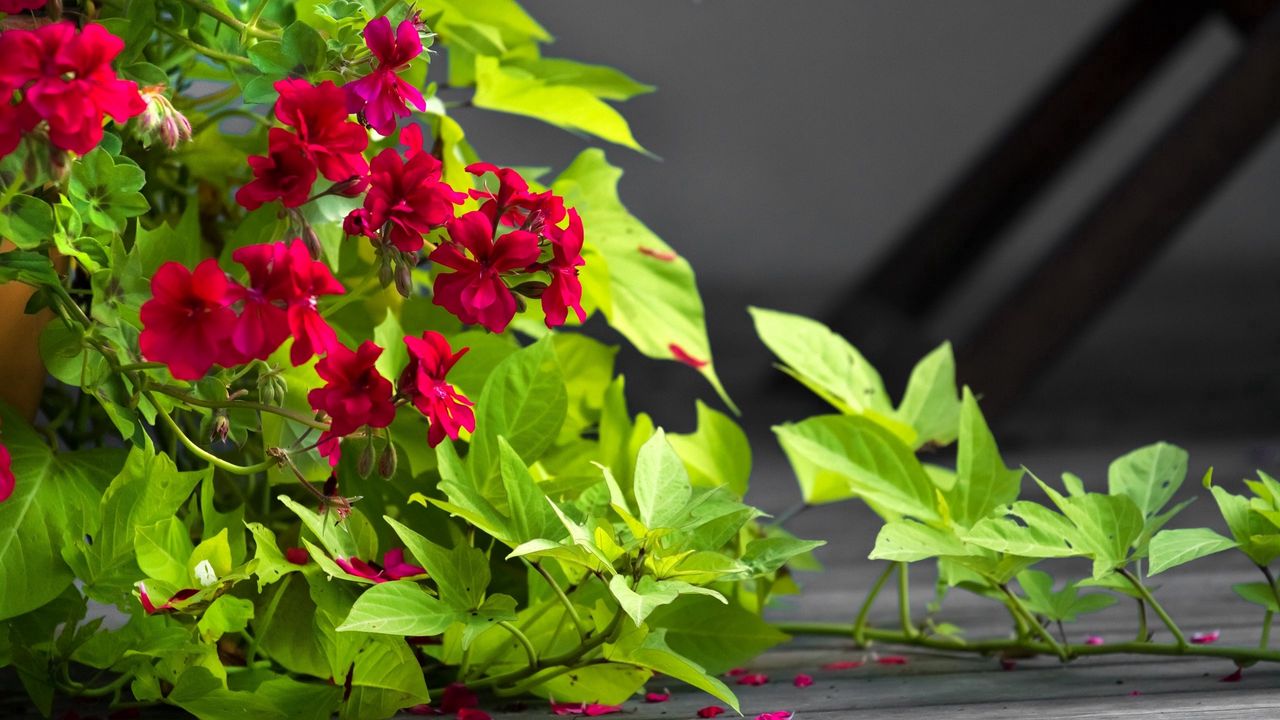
[
  {"left": 284, "top": 547, "right": 310, "bottom": 566},
  {"left": 277, "top": 239, "right": 344, "bottom": 365},
  {"left": 334, "top": 548, "right": 424, "bottom": 583},
  {"left": 345, "top": 16, "right": 425, "bottom": 135},
  {"left": 349, "top": 147, "right": 465, "bottom": 252},
  {"left": 273, "top": 78, "right": 369, "bottom": 186},
  {"left": 465, "top": 163, "right": 565, "bottom": 230},
  {"left": 140, "top": 259, "right": 238, "bottom": 380},
  {"left": 697, "top": 708, "right": 726, "bottom": 719},
  {"left": 0, "top": 438, "right": 14, "bottom": 504},
  {"left": 429, "top": 211, "right": 540, "bottom": 333},
  {"left": 228, "top": 242, "right": 293, "bottom": 362},
  {"left": 307, "top": 340, "right": 395, "bottom": 458},
  {"left": 236, "top": 128, "right": 318, "bottom": 210},
  {"left": 399, "top": 331, "right": 475, "bottom": 448},
  {"left": 0, "top": 0, "right": 46, "bottom": 12},
  {"left": 541, "top": 208, "right": 586, "bottom": 328},
  {"left": 4, "top": 22, "right": 144, "bottom": 155}
]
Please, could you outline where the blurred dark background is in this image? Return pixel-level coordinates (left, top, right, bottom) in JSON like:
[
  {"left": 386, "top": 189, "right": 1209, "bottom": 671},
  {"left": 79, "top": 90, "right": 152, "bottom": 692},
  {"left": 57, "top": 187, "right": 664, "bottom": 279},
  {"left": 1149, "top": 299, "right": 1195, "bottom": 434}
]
[{"left": 460, "top": 0, "right": 1280, "bottom": 501}]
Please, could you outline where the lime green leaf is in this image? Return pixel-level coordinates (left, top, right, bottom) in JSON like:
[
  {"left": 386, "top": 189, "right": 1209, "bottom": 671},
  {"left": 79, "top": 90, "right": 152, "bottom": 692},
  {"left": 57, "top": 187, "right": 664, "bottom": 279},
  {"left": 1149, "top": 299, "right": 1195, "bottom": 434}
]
[
  {"left": 621, "top": 629, "right": 739, "bottom": 713},
  {"left": 432, "top": 440, "right": 512, "bottom": 541},
  {"left": 1037, "top": 480, "right": 1144, "bottom": 578},
  {"left": 646, "top": 595, "right": 787, "bottom": 675},
  {"left": 189, "top": 528, "right": 234, "bottom": 586},
  {"left": 341, "top": 636, "right": 430, "bottom": 720},
  {"left": 169, "top": 667, "right": 286, "bottom": 720},
  {"left": 740, "top": 536, "right": 826, "bottom": 577},
  {"left": 1212, "top": 486, "right": 1280, "bottom": 566},
  {"left": 870, "top": 521, "right": 970, "bottom": 562},
  {"left": 961, "top": 503, "right": 1080, "bottom": 558},
  {"left": 896, "top": 342, "right": 962, "bottom": 448},
  {"left": 533, "top": 663, "right": 650, "bottom": 705},
  {"left": 339, "top": 581, "right": 461, "bottom": 636},
  {"left": 384, "top": 517, "right": 488, "bottom": 612},
  {"left": 749, "top": 307, "right": 893, "bottom": 417},
  {"left": 608, "top": 576, "right": 681, "bottom": 625},
  {"left": 553, "top": 150, "right": 732, "bottom": 409},
  {"left": 774, "top": 414, "right": 938, "bottom": 519},
  {"left": 945, "top": 389, "right": 1022, "bottom": 528},
  {"left": 668, "top": 401, "right": 751, "bottom": 497},
  {"left": 135, "top": 200, "right": 204, "bottom": 279},
  {"left": 504, "top": 57, "right": 654, "bottom": 100},
  {"left": 135, "top": 518, "right": 194, "bottom": 588},
  {"left": 1233, "top": 582, "right": 1280, "bottom": 611},
  {"left": 468, "top": 336, "right": 567, "bottom": 487},
  {"left": 1147, "top": 527, "right": 1237, "bottom": 576},
  {"left": 498, "top": 437, "right": 565, "bottom": 544},
  {"left": 473, "top": 56, "right": 644, "bottom": 150},
  {"left": 1108, "top": 443, "right": 1188, "bottom": 522},
  {"left": 197, "top": 596, "right": 255, "bottom": 642},
  {"left": 246, "top": 523, "right": 300, "bottom": 591},
  {"left": 633, "top": 429, "right": 693, "bottom": 530},
  {"left": 1016, "top": 570, "right": 1116, "bottom": 622}
]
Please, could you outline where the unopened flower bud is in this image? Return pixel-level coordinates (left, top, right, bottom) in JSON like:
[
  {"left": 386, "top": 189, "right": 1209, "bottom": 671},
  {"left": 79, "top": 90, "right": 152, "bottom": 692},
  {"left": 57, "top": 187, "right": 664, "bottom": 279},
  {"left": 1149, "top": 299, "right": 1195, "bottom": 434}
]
[
  {"left": 378, "top": 254, "right": 394, "bottom": 288},
  {"left": 136, "top": 86, "right": 192, "bottom": 150},
  {"left": 357, "top": 439, "right": 375, "bottom": 478},
  {"left": 512, "top": 280, "right": 547, "bottom": 299},
  {"left": 377, "top": 442, "right": 398, "bottom": 479},
  {"left": 300, "top": 222, "right": 322, "bottom": 259},
  {"left": 394, "top": 261, "right": 413, "bottom": 298},
  {"left": 211, "top": 411, "right": 230, "bottom": 443}
]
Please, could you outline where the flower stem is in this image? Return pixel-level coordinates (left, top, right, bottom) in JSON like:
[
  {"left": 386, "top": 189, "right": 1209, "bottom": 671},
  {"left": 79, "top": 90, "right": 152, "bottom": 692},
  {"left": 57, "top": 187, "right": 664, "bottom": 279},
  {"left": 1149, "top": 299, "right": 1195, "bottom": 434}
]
[
  {"left": 999, "top": 584, "right": 1068, "bottom": 661},
  {"left": 156, "top": 25, "right": 253, "bottom": 66},
  {"left": 1119, "top": 568, "right": 1187, "bottom": 647},
  {"left": 149, "top": 393, "right": 282, "bottom": 475},
  {"left": 146, "top": 382, "right": 330, "bottom": 430},
  {"left": 852, "top": 562, "right": 897, "bottom": 645},
  {"left": 175, "top": 0, "right": 274, "bottom": 39}
]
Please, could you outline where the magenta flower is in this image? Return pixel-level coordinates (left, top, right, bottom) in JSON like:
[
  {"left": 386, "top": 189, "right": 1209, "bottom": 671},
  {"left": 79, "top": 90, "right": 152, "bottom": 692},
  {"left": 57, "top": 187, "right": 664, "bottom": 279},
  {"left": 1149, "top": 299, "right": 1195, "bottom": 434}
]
[
  {"left": 1190, "top": 630, "right": 1221, "bottom": 645},
  {"left": 644, "top": 691, "right": 669, "bottom": 703},
  {"left": 430, "top": 211, "right": 540, "bottom": 333},
  {"left": 236, "top": 128, "right": 318, "bottom": 210},
  {"left": 0, "top": 438, "right": 13, "bottom": 504},
  {"left": 348, "top": 147, "right": 465, "bottom": 252},
  {"left": 399, "top": 331, "right": 475, "bottom": 448},
  {"left": 697, "top": 708, "right": 726, "bottom": 719},
  {"left": 140, "top": 259, "right": 239, "bottom": 380},
  {"left": 228, "top": 242, "right": 293, "bottom": 362},
  {"left": 307, "top": 341, "right": 396, "bottom": 462},
  {"left": 1084, "top": 635, "right": 1104, "bottom": 646},
  {"left": 793, "top": 674, "right": 814, "bottom": 688},
  {"left": 540, "top": 208, "right": 587, "bottom": 328},
  {"left": 273, "top": 78, "right": 369, "bottom": 186},
  {"left": 277, "top": 239, "right": 344, "bottom": 365},
  {"left": 334, "top": 548, "right": 424, "bottom": 583},
  {"left": 345, "top": 16, "right": 425, "bottom": 135}
]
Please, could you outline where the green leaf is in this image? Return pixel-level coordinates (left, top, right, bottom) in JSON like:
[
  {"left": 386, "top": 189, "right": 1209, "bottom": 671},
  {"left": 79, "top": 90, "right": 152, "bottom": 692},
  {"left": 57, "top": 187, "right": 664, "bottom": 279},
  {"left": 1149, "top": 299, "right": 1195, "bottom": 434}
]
[
  {"left": 533, "top": 663, "right": 650, "bottom": 705},
  {"left": 0, "top": 195, "right": 55, "bottom": 249},
  {"left": 0, "top": 405, "right": 124, "bottom": 620},
  {"left": 0, "top": 249, "right": 61, "bottom": 289},
  {"left": 608, "top": 575, "right": 680, "bottom": 625},
  {"left": 870, "top": 521, "right": 970, "bottom": 562},
  {"left": 668, "top": 401, "right": 751, "bottom": 497},
  {"left": 384, "top": 517, "right": 488, "bottom": 612},
  {"left": 121, "top": 0, "right": 156, "bottom": 63},
  {"left": 1147, "top": 527, "right": 1237, "bottom": 576},
  {"left": 553, "top": 151, "right": 733, "bottom": 409},
  {"left": 774, "top": 414, "right": 938, "bottom": 519},
  {"left": 646, "top": 595, "right": 788, "bottom": 675},
  {"left": 961, "top": 502, "right": 1080, "bottom": 559},
  {"left": 135, "top": 195, "right": 204, "bottom": 278},
  {"left": 246, "top": 522, "right": 300, "bottom": 590},
  {"left": 945, "top": 388, "right": 1022, "bottom": 528},
  {"left": 468, "top": 337, "right": 567, "bottom": 487},
  {"left": 1108, "top": 443, "right": 1188, "bottom": 521},
  {"left": 341, "top": 636, "right": 430, "bottom": 720},
  {"left": 282, "top": 21, "right": 327, "bottom": 72},
  {"left": 473, "top": 56, "right": 644, "bottom": 150},
  {"left": 80, "top": 445, "right": 201, "bottom": 603},
  {"left": 749, "top": 307, "right": 893, "bottom": 417},
  {"left": 620, "top": 629, "right": 739, "bottom": 713},
  {"left": 498, "top": 437, "right": 565, "bottom": 545},
  {"left": 248, "top": 41, "right": 295, "bottom": 75},
  {"left": 197, "top": 595, "right": 255, "bottom": 642},
  {"left": 169, "top": 667, "right": 286, "bottom": 720},
  {"left": 135, "top": 518, "right": 194, "bottom": 588},
  {"left": 896, "top": 342, "right": 962, "bottom": 448},
  {"left": 339, "top": 581, "right": 461, "bottom": 636},
  {"left": 739, "top": 536, "right": 826, "bottom": 577},
  {"left": 431, "top": 440, "right": 512, "bottom": 541},
  {"left": 633, "top": 429, "right": 694, "bottom": 530},
  {"left": 1212, "top": 485, "right": 1280, "bottom": 566},
  {"left": 1037, "top": 479, "right": 1144, "bottom": 578},
  {"left": 1233, "top": 582, "right": 1280, "bottom": 611},
  {"left": 504, "top": 57, "right": 654, "bottom": 100},
  {"left": 1016, "top": 570, "right": 1116, "bottom": 622},
  {"left": 67, "top": 148, "right": 148, "bottom": 233},
  {"left": 189, "top": 528, "right": 234, "bottom": 586}
]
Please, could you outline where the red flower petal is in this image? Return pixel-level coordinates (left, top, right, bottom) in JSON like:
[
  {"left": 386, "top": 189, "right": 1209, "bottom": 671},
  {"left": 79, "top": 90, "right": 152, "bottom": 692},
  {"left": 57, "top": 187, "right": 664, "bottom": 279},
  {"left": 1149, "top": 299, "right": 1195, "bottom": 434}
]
[
  {"left": 1083, "top": 635, "right": 1104, "bottom": 646},
  {"left": 736, "top": 673, "right": 769, "bottom": 686},
  {"left": 876, "top": 655, "right": 908, "bottom": 665},
  {"left": 755, "top": 713, "right": 794, "bottom": 720},
  {"left": 1221, "top": 668, "right": 1244, "bottom": 683},
  {"left": 793, "top": 674, "right": 813, "bottom": 688},
  {"left": 821, "top": 660, "right": 864, "bottom": 670},
  {"left": 697, "top": 708, "right": 726, "bottom": 719},
  {"left": 1128, "top": 690, "right": 1143, "bottom": 697},
  {"left": 644, "top": 692, "right": 670, "bottom": 703},
  {"left": 439, "top": 683, "right": 479, "bottom": 713},
  {"left": 669, "top": 343, "right": 709, "bottom": 369},
  {"left": 456, "top": 709, "right": 491, "bottom": 720},
  {"left": 637, "top": 245, "right": 678, "bottom": 262},
  {"left": 1190, "top": 630, "right": 1221, "bottom": 645},
  {"left": 401, "top": 705, "right": 439, "bottom": 716},
  {"left": 726, "top": 668, "right": 748, "bottom": 677},
  {"left": 284, "top": 547, "right": 310, "bottom": 565}
]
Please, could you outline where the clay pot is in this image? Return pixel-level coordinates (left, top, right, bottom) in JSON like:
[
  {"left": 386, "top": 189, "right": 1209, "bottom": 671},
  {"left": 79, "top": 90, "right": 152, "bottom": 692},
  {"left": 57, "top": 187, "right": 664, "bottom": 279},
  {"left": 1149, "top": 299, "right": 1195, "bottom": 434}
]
[{"left": 0, "top": 241, "right": 56, "bottom": 421}]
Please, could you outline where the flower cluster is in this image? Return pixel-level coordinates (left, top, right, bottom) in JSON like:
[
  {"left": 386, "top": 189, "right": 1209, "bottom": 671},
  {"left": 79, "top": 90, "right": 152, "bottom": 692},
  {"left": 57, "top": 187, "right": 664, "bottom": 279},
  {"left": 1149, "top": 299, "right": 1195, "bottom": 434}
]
[
  {"left": 237, "top": 79, "right": 369, "bottom": 210},
  {"left": 345, "top": 15, "right": 427, "bottom": 135},
  {"left": 0, "top": 22, "right": 144, "bottom": 157},
  {"left": 140, "top": 239, "right": 343, "bottom": 379}
]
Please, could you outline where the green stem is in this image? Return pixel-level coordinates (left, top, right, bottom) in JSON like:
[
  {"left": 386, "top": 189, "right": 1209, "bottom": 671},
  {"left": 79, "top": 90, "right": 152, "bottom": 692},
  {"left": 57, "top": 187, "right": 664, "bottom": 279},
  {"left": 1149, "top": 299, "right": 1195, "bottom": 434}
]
[
  {"left": 460, "top": 609, "right": 626, "bottom": 693},
  {"left": 116, "top": 362, "right": 167, "bottom": 373},
  {"left": 532, "top": 562, "right": 587, "bottom": 640},
  {"left": 147, "top": 383, "right": 329, "bottom": 430},
  {"left": 497, "top": 621, "right": 538, "bottom": 668},
  {"left": 999, "top": 584, "right": 1068, "bottom": 661},
  {"left": 1134, "top": 596, "right": 1149, "bottom": 642},
  {"left": 175, "top": 0, "right": 274, "bottom": 39},
  {"left": 1262, "top": 610, "right": 1274, "bottom": 650},
  {"left": 60, "top": 669, "right": 134, "bottom": 698},
  {"left": 852, "top": 563, "right": 896, "bottom": 645},
  {"left": 156, "top": 25, "right": 253, "bottom": 66},
  {"left": 149, "top": 394, "right": 281, "bottom": 475},
  {"left": 1119, "top": 568, "right": 1187, "bottom": 647},
  {"left": 374, "top": 0, "right": 399, "bottom": 16},
  {"left": 897, "top": 562, "right": 918, "bottom": 638},
  {"left": 775, "top": 623, "right": 1280, "bottom": 664}
]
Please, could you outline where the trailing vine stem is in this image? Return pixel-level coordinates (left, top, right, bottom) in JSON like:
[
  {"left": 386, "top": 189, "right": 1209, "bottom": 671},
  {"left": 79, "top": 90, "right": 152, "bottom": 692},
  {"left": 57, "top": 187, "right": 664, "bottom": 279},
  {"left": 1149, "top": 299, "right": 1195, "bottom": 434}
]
[{"left": 852, "top": 563, "right": 896, "bottom": 645}]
